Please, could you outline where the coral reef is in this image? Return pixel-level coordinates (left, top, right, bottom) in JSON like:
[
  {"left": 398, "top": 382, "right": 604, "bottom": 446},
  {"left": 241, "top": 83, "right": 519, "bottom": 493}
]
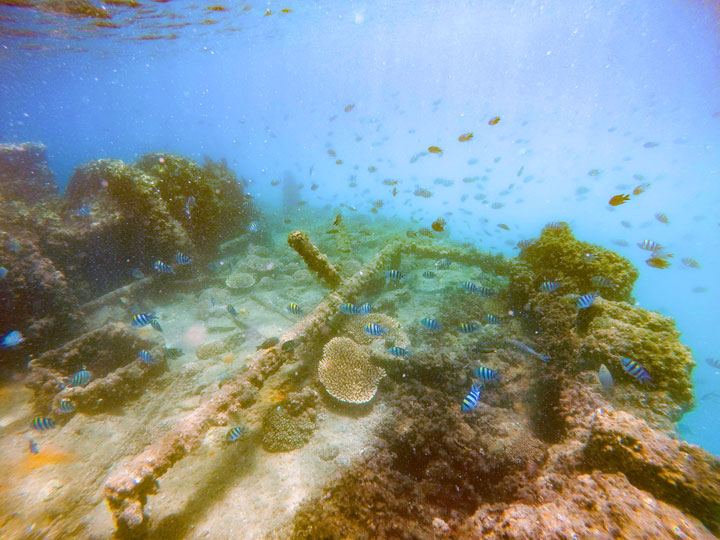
[
  {"left": 511, "top": 223, "right": 638, "bottom": 305},
  {"left": 287, "top": 230, "right": 341, "bottom": 287},
  {"left": 581, "top": 298, "right": 695, "bottom": 411},
  {"left": 0, "top": 142, "right": 57, "bottom": 203},
  {"left": 339, "top": 313, "right": 406, "bottom": 347},
  {"left": 318, "top": 337, "right": 386, "bottom": 404},
  {"left": 261, "top": 388, "right": 318, "bottom": 452}
]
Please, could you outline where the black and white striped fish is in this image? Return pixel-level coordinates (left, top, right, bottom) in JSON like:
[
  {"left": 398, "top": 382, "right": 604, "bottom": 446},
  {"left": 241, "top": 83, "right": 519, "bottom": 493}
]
[
  {"left": 461, "top": 384, "right": 482, "bottom": 413},
  {"left": 620, "top": 357, "right": 653, "bottom": 385},
  {"left": 364, "top": 323, "right": 387, "bottom": 337}
]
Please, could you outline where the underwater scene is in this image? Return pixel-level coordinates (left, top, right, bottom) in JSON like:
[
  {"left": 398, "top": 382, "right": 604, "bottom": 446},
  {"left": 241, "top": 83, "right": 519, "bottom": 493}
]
[{"left": 1, "top": 1, "right": 720, "bottom": 539}]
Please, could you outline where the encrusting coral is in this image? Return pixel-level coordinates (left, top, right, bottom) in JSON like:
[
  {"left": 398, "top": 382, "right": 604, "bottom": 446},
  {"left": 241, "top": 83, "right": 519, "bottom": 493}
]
[
  {"left": 261, "top": 390, "right": 318, "bottom": 452},
  {"left": 581, "top": 297, "right": 695, "bottom": 411},
  {"left": 318, "top": 337, "right": 386, "bottom": 404},
  {"left": 287, "top": 230, "right": 341, "bottom": 288}
]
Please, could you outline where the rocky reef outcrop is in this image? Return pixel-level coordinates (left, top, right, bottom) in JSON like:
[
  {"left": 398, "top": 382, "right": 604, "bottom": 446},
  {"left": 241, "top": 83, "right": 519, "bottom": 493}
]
[
  {"left": 0, "top": 142, "right": 57, "bottom": 204},
  {"left": 0, "top": 145, "right": 256, "bottom": 363}
]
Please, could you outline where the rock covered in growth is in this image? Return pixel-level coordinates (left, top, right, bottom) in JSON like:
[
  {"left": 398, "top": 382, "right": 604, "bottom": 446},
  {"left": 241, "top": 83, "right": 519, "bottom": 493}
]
[
  {"left": 463, "top": 472, "right": 717, "bottom": 540},
  {"left": 511, "top": 222, "right": 638, "bottom": 305},
  {"left": 287, "top": 230, "right": 341, "bottom": 288},
  {"left": 584, "top": 409, "right": 720, "bottom": 533},
  {"left": 318, "top": 337, "right": 386, "bottom": 404},
  {"left": 25, "top": 322, "right": 162, "bottom": 413},
  {"left": 581, "top": 298, "right": 695, "bottom": 410},
  {"left": 0, "top": 142, "right": 57, "bottom": 204},
  {"left": 134, "top": 153, "right": 254, "bottom": 250},
  {"left": 261, "top": 401, "right": 316, "bottom": 452}
]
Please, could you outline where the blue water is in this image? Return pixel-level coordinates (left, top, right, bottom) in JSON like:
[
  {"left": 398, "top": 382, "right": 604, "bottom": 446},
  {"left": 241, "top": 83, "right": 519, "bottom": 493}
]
[{"left": 2, "top": 1, "right": 719, "bottom": 454}]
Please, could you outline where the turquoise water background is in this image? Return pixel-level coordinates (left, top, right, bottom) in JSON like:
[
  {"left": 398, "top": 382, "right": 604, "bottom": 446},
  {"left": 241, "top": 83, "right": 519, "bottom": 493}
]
[{"left": 2, "top": 1, "right": 719, "bottom": 452}]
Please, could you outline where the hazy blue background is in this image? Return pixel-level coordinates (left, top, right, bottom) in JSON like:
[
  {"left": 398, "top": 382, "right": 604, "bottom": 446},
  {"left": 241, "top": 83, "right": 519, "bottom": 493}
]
[{"left": 1, "top": 0, "right": 719, "bottom": 451}]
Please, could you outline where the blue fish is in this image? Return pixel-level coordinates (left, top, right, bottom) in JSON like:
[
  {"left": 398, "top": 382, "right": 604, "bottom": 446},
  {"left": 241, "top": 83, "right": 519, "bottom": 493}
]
[
  {"left": 387, "top": 346, "right": 410, "bottom": 357},
  {"left": 421, "top": 317, "right": 441, "bottom": 330},
  {"left": 227, "top": 305, "right": 238, "bottom": 317},
  {"left": 57, "top": 398, "right": 75, "bottom": 414},
  {"left": 29, "top": 438, "right": 39, "bottom": 454},
  {"left": 577, "top": 292, "right": 599, "bottom": 309},
  {"left": 68, "top": 368, "right": 92, "bottom": 387},
  {"left": 227, "top": 425, "right": 245, "bottom": 442},
  {"left": 358, "top": 302, "right": 372, "bottom": 315},
  {"left": 386, "top": 269, "right": 403, "bottom": 280},
  {"left": 422, "top": 271, "right": 436, "bottom": 279},
  {"left": 288, "top": 303, "right": 303, "bottom": 314},
  {"left": 620, "top": 357, "right": 653, "bottom": 385},
  {"left": 149, "top": 319, "right": 163, "bottom": 332},
  {"left": 475, "top": 366, "right": 500, "bottom": 382},
  {"left": 31, "top": 417, "right": 56, "bottom": 431},
  {"left": 364, "top": 323, "right": 387, "bottom": 337},
  {"left": 435, "top": 258, "right": 451, "bottom": 269},
  {"left": 138, "top": 350, "right": 154, "bottom": 364},
  {"left": 74, "top": 204, "right": 91, "bottom": 216},
  {"left": 539, "top": 281, "right": 562, "bottom": 292},
  {"left": 132, "top": 313, "right": 157, "bottom": 328},
  {"left": 339, "top": 303, "right": 362, "bottom": 315},
  {"left": 458, "top": 322, "right": 479, "bottom": 333},
  {"left": 462, "top": 281, "right": 478, "bottom": 293},
  {"left": 461, "top": 384, "right": 482, "bottom": 413},
  {"left": 174, "top": 252, "right": 192, "bottom": 265},
  {"left": 1, "top": 330, "right": 24, "bottom": 348},
  {"left": 153, "top": 260, "right": 175, "bottom": 274},
  {"left": 484, "top": 314, "right": 500, "bottom": 324}
]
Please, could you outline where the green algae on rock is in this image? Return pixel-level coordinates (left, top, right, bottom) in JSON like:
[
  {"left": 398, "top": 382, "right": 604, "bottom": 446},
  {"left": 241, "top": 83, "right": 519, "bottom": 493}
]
[
  {"left": 511, "top": 223, "right": 638, "bottom": 305},
  {"left": 581, "top": 298, "right": 695, "bottom": 411}
]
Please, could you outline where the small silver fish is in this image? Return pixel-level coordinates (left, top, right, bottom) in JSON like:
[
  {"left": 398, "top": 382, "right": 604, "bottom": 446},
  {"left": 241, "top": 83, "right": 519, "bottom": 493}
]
[{"left": 598, "top": 364, "right": 614, "bottom": 394}]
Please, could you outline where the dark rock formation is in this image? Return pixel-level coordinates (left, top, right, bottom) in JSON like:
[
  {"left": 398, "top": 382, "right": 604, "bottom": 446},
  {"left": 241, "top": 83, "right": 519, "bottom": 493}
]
[{"left": 0, "top": 142, "right": 57, "bottom": 204}]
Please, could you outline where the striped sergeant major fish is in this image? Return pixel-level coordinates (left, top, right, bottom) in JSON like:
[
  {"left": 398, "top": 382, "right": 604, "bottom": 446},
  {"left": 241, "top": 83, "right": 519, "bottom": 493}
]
[
  {"left": 421, "top": 317, "right": 441, "bottom": 330},
  {"left": 174, "top": 252, "right": 192, "bottom": 265},
  {"left": 637, "top": 239, "right": 663, "bottom": 252},
  {"left": 339, "top": 303, "right": 362, "bottom": 315},
  {"left": 462, "top": 281, "right": 478, "bottom": 293},
  {"left": 358, "top": 302, "right": 372, "bottom": 314},
  {"left": 474, "top": 366, "right": 500, "bottom": 383},
  {"left": 422, "top": 271, "right": 437, "bottom": 279},
  {"left": 364, "top": 323, "right": 387, "bottom": 337},
  {"left": 620, "top": 357, "right": 653, "bottom": 385},
  {"left": 132, "top": 312, "right": 157, "bottom": 328},
  {"left": 539, "top": 281, "right": 562, "bottom": 293},
  {"left": 461, "top": 384, "right": 482, "bottom": 413},
  {"left": 57, "top": 398, "right": 75, "bottom": 414},
  {"left": 287, "top": 303, "right": 303, "bottom": 315},
  {"left": 458, "top": 322, "right": 479, "bottom": 334},
  {"left": 227, "top": 425, "right": 245, "bottom": 442},
  {"left": 31, "top": 417, "right": 56, "bottom": 431},
  {"left": 138, "top": 350, "right": 154, "bottom": 364},
  {"left": 385, "top": 269, "right": 404, "bottom": 280},
  {"left": 484, "top": 314, "right": 500, "bottom": 324},
  {"left": 68, "top": 368, "right": 91, "bottom": 387},
  {"left": 387, "top": 346, "right": 411, "bottom": 357},
  {"left": 577, "top": 292, "right": 599, "bottom": 309},
  {"left": 153, "top": 260, "right": 175, "bottom": 274},
  {"left": 591, "top": 276, "right": 616, "bottom": 289}
]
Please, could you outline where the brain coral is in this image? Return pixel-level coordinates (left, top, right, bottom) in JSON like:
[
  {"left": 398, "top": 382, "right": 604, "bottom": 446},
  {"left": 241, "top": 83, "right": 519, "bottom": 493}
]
[
  {"left": 319, "top": 337, "right": 386, "bottom": 404},
  {"left": 225, "top": 271, "right": 256, "bottom": 289}
]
